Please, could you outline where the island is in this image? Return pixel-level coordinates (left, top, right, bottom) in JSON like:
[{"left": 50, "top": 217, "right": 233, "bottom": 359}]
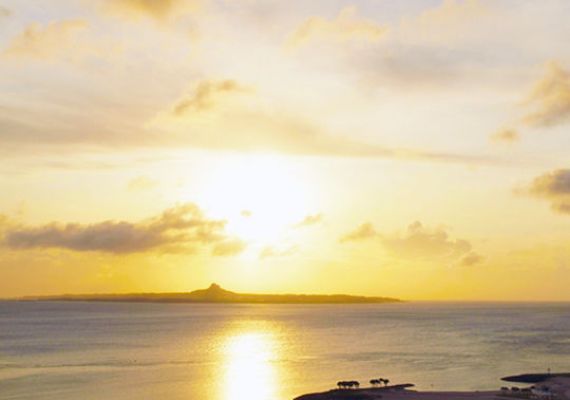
[{"left": 19, "top": 283, "right": 402, "bottom": 304}]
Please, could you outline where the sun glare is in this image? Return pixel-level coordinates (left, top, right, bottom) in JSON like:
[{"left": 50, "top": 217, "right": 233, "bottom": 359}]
[
  {"left": 222, "top": 332, "right": 279, "bottom": 400},
  {"left": 190, "top": 154, "right": 316, "bottom": 244}
]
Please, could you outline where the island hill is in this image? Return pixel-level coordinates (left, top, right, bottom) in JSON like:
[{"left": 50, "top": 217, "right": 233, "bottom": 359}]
[{"left": 21, "top": 283, "right": 401, "bottom": 304}]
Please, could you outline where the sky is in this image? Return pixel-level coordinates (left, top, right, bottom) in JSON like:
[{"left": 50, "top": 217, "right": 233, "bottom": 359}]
[{"left": 1, "top": 0, "right": 570, "bottom": 300}]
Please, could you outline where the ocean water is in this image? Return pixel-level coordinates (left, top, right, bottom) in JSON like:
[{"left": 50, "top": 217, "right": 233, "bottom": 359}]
[{"left": 1, "top": 301, "right": 570, "bottom": 400}]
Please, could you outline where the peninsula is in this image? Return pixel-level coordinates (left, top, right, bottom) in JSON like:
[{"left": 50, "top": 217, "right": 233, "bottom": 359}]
[
  {"left": 20, "top": 283, "right": 402, "bottom": 304},
  {"left": 294, "top": 373, "right": 570, "bottom": 400}
]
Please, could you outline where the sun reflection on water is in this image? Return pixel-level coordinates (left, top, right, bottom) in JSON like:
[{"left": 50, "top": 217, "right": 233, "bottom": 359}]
[{"left": 221, "top": 331, "right": 280, "bottom": 400}]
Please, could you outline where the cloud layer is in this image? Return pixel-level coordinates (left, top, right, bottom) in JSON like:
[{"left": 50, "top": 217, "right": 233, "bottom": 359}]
[{"left": 1, "top": 203, "right": 242, "bottom": 255}]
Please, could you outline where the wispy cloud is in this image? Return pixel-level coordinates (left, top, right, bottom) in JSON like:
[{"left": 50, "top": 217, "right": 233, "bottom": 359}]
[
  {"left": 523, "top": 61, "right": 570, "bottom": 128},
  {"left": 340, "top": 222, "right": 377, "bottom": 243},
  {"left": 490, "top": 128, "right": 519, "bottom": 144},
  {"left": 211, "top": 238, "right": 246, "bottom": 256},
  {"left": 157, "top": 79, "right": 497, "bottom": 165},
  {"left": 294, "top": 213, "right": 323, "bottom": 228},
  {"left": 171, "top": 79, "right": 249, "bottom": 116},
  {"left": 0, "top": 5, "right": 10, "bottom": 18},
  {"left": 104, "top": 0, "right": 202, "bottom": 21},
  {"left": 259, "top": 245, "right": 297, "bottom": 259},
  {"left": 127, "top": 176, "right": 158, "bottom": 192},
  {"left": 287, "top": 6, "right": 386, "bottom": 49},
  {"left": 398, "top": 0, "right": 491, "bottom": 45},
  {"left": 3, "top": 20, "right": 89, "bottom": 60}
]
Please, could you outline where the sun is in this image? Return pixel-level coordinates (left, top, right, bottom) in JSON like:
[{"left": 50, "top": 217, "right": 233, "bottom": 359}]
[{"left": 186, "top": 153, "right": 317, "bottom": 244}]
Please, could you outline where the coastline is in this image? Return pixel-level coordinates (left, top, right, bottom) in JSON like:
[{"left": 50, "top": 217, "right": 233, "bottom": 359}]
[
  {"left": 295, "top": 388, "right": 499, "bottom": 400},
  {"left": 294, "top": 374, "right": 570, "bottom": 400}
]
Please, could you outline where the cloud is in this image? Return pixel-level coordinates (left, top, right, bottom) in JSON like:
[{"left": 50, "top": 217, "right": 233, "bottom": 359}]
[
  {"left": 528, "top": 169, "right": 570, "bottom": 197},
  {"left": 211, "top": 238, "right": 246, "bottom": 256},
  {"left": 3, "top": 20, "right": 89, "bottom": 60},
  {"left": 523, "top": 61, "right": 570, "bottom": 127},
  {"left": 127, "top": 175, "right": 158, "bottom": 191},
  {"left": 171, "top": 80, "right": 249, "bottom": 116},
  {"left": 259, "top": 245, "right": 297, "bottom": 259},
  {"left": 490, "top": 128, "right": 519, "bottom": 144},
  {"left": 341, "top": 220, "right": 480, "bottom": 265},
  {"left": 524, "top": 169, "right": 570, "bottom": 215},
  {"left": 0, "top": 82, "right": 491, "bottom": 165},
  {"left": 340, "top": 222, "right": 377, "bottom": 243},
  {"left": 380, "top": 221, "right": 473, "bottom": 261},
  {"left": 398, "top": 0, "right": 491, "bottom": 45},
  {"left": 105, "top": 0, "right": 201, "bottom": 21},
  {"left": 0, "top": 6, "right": 10, "bottom": 18},
  {"left": 286, "top": 0, "right": 498, "bottom": 88},
  {"left": 1, "top": 203, "right": 240, "bottom": 254},
  {"left": 554, "top": 202, "right": 570, "bottom": 214},
  {"left": 460, "top": 252, "right": 484, "bottom": 266},
  {"left": 156, "top": 79, "right": 495, "bottom": 165},
  {"left": 294, "top": 213, "right": 323, "bottom": 228},
  {"left": 287, "top": 6, "right": 386, "bottom": 48}
]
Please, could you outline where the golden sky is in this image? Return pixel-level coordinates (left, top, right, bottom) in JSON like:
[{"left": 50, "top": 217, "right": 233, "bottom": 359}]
[{"left": 1, "top": 0, "right": 570, "bottom": 300}]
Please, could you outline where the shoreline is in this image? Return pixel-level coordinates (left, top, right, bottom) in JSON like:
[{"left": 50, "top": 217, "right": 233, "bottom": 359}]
[{"left": 294, "top": 374, "right": 570, "bottom": 400}]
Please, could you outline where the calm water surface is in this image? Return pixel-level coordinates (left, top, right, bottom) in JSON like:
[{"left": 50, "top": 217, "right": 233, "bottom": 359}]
[{"left": 1, "top": 301, "right": 570, "bottom": 400}]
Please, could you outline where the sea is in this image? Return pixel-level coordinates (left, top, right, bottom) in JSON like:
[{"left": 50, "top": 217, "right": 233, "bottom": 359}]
[{"left": 1, "top": 301, "right": 570, "bottom": 400}]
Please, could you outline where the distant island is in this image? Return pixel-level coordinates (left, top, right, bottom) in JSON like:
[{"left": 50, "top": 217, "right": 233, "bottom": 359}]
[{"left": 19, "top": 283, "right": 402, "bottom": 304}]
